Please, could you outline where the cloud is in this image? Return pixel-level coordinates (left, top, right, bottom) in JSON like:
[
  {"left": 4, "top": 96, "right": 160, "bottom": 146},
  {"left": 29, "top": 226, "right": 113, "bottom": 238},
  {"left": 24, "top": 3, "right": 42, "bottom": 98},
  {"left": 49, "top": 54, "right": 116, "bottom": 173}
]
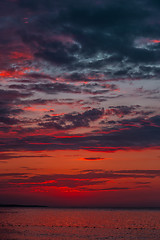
[
  {"left": 0, "top": 115, "right": 159, "bottom": 152},
  {"left": 5, "top": 169, "right": 160, "bottom": 183},
  {"left": 0, "top": 0, "right": 153, "bottom": 80},
  {"left": 1, "top": 0, "right": 160, "bottom": 79},
  {"left": 0, "top": 153, "right": 50, "bottom": 161},
  {"left": 9, "top": 81, "right": 118, "bottom": 96},
  {"left": 0, "top": 114, "right": 157, "bottom": 152},
  {"left": 0, "top": 116, "right": 20, "bottom": 125},
  {"left": 83, "top": 157, "right": 105, "bottom": 161},
  {"left": 135, "top": 181, "right": 151, "bottom": 185},
  {"left": 0, "top": 172, "right": 29, "bottom": 178},
  {"left": 39, "top": 108, "right": 104, "bottom": 130},
  {"left": 1, "top": 168, "right": 158, "bottom": 192},
  {"left": 78, "top": 187, "right": 135, "bottom": 192},
  {"left": 0, "top": 1, "right": 159, "bottom": 156},
  {"left": 0, "top": 89, "right": 31, "bottom": 101}
]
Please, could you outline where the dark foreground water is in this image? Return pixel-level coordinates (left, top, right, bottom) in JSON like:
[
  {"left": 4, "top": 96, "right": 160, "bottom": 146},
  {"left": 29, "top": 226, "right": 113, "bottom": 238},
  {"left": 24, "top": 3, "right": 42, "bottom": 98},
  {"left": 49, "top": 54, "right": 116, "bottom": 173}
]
[{"left": 0, "top": 207, "right": 160, "bottom": 240}]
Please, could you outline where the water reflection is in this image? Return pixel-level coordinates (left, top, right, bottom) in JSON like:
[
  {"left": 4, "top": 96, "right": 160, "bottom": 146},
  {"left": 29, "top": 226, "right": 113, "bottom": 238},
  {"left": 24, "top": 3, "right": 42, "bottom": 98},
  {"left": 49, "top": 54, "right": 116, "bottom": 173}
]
[{"left": 0, "top": 208, "right": 160, "bottom": 240}]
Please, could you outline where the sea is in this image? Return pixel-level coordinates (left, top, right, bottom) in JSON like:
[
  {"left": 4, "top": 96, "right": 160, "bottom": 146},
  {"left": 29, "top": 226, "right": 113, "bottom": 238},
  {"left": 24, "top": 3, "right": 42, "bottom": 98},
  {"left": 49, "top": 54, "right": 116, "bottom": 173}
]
[{"left": 0, "top": 207, "right": 160, "bottom": 240}]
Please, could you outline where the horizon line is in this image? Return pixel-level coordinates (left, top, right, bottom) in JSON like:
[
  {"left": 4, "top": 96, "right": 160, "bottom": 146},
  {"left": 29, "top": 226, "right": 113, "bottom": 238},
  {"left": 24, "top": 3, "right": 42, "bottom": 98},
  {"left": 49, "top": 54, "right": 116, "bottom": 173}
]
[{"left": 0, "top": 204, "right": 160, "bottom": 210}]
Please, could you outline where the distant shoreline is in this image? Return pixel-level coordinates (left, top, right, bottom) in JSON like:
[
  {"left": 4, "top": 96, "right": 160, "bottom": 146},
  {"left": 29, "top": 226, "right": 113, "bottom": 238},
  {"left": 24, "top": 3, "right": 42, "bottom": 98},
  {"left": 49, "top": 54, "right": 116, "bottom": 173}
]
[
  {"left": 0, "top": 204, "right": 160, "bottom": 210},
  {"left": 0, "top": 204, "right": 48, "bottom": 208}
]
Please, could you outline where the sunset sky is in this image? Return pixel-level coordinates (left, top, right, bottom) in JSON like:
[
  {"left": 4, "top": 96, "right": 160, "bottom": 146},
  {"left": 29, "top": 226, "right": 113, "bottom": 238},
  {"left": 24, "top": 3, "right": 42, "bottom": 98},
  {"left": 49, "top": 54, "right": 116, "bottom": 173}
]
[{"left": 0, "top": 0, "right": 160, "bottom": 207}]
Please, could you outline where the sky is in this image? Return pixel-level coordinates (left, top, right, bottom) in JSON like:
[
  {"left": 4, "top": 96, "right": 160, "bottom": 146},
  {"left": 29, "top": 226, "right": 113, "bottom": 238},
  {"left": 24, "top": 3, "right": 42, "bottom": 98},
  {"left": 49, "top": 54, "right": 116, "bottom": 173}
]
[{"left": 0, "top": 0, "right": 160, "bottom": 207}]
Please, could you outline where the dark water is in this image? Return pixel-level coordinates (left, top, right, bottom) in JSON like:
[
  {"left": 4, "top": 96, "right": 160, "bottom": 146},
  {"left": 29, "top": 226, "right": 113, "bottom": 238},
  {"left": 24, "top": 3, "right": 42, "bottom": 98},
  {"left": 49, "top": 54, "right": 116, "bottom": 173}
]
[{"left": 0, "top": 207, "right": 160, "bottom": 240}]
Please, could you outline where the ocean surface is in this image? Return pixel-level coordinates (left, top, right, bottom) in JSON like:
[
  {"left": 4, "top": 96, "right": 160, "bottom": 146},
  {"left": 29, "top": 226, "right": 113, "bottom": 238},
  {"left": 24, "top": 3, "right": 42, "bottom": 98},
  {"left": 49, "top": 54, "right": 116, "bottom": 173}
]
[{"left": 0, "top": 207, "right": 160, "bottom": 240}]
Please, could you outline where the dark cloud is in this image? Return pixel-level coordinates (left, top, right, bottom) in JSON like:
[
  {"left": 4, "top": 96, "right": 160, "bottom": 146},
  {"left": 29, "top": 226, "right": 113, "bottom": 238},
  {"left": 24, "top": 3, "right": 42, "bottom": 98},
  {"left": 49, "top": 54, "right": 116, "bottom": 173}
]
[
  {"left": 1, "top": 169, "right": 159, "bottom": 191},
  {"left": 0, "top": 0, "right": 153, "bottom": 77},
  {"left": 90, "top": 94, "right": 123, "bottom": 103},
  {"left": 0, "top": 116, "right": 20, "bottom": 125},
  {"left": 135, "top": 181, "right": 151, "bottom": 185},
  {"left": 23, "top": 72, "right": 54, "bottom": 81},
  {"left": 79, "top": 187, "right": 136, "bottom": 192},
  {"left": 0, "top": 153, "right": 51, "bottom": 161},
  {"left": 105, "top": 105, "right": 141, "bottom": 118},
  {"left": 9, "top": 82, "right": 81, "bottom": 94},
  {"left": 0, "top": 89, "right": 31, "bottom": 101},
  {"left": 17, "top": 0, "right": 54, "bottom": 10},
  {"left": 83, "top": 157, "right": 104, "bottom": 161},
  {"left": 0, "top": 172, "right": 28, "bottom": 178},
  {"left": 0, "top": 114, "right": 159, "bottom": 152},
  {"left": 35, "top": 48, "right": 76, "bottom": 66},
  {"left": 102, "top": 105, "right": 154, "bottom": 119},
  {"left": 9, "top": 80, "right": 118, "bottom": 96},
  {"left": 116, "top": 169, "right": 160, "bottom": 175},
  {"left": 1, "top": 0, "right": 160, "bottom": 80},
  {"left": 40, "top": 108, "right": 104, "bottom": 130},
  {"left": 0, "top": 1, "right": 159, "bottom": 154},
  {"left": 0, "top": 89, "right": 31, "bottom": 128}
]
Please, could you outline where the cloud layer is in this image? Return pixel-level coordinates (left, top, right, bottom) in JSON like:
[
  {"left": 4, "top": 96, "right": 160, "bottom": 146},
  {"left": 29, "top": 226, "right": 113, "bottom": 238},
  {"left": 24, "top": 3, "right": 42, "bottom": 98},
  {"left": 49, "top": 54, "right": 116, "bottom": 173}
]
[{"left": 0, "top": 0, "right": 160, "bottom": 206}]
